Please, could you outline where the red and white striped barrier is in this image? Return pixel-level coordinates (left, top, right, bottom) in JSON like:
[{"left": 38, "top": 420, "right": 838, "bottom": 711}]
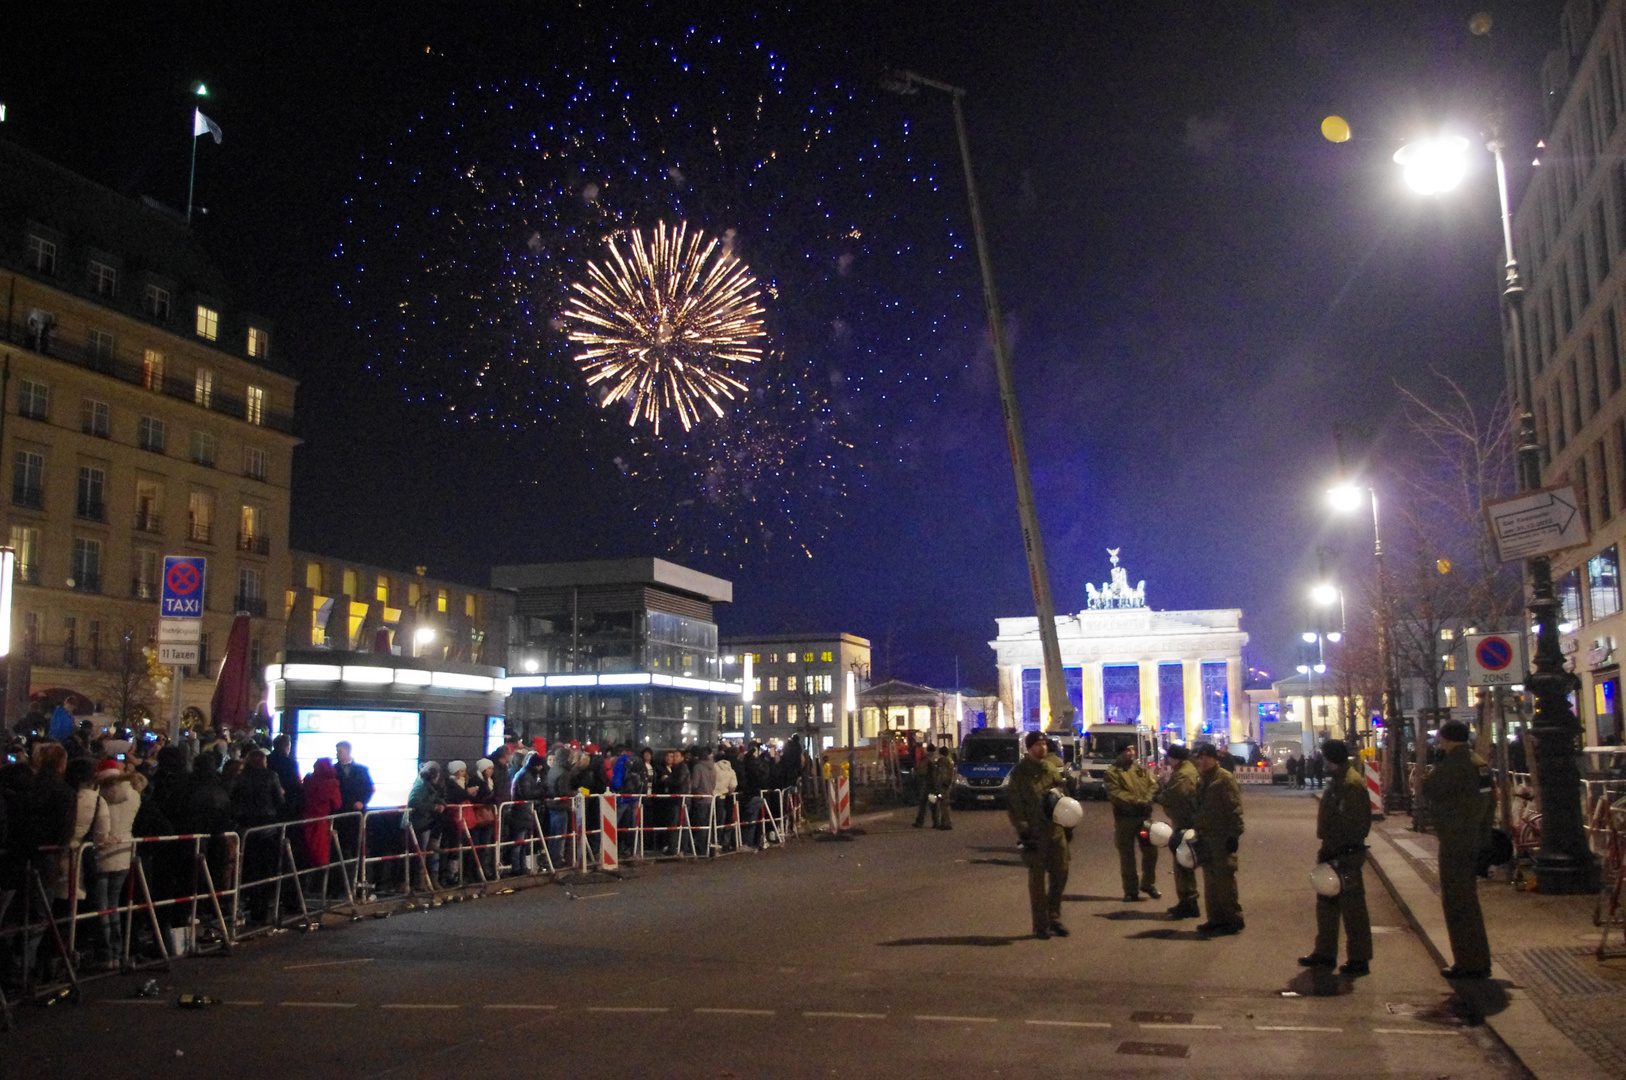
[
  {"left": 1234, "top": 766, "right": 1273, "bottom": 784},
  {"left": 826, "top": 776, "right": 852, "bottom": 833},
  {"left": 1364, "top": 760, "right": 1384, "bottom": 820},
  {"left": 599, "top": 794, "right": 619, "bottom": 871}
]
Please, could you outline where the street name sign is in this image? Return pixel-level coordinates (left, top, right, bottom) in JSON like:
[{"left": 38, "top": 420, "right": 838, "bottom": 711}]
[
  {"left": 160, "top": 556, "right": 206, "bottom": 618},
  {"left": 1466, "top": 632, "right": 1525, "bottom": 687},
  {"left": 1485, "top": 487, "right": 1587, "bottom": 562}
]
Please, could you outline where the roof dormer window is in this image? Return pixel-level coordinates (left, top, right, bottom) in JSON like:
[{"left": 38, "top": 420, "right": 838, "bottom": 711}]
[
  {"left": 196, "top": 304, "right": 219, "bottom": 342},
  {"left": 247, "top": 326, "right": 269, "bottom": 359},
  {"left": 88, "top": 260, "right": 117, "bottom": 299},
  {"left": 26, "top": 235, "right": 56, "bottom": 275}
]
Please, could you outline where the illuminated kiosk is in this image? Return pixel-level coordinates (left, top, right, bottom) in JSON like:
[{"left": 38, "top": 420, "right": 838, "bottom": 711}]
[
  {"left": 989, "top": 550, "right": 1248, "bottom": 744},
  {"left": 266, "top": 650, "right": 507, "bottom": 807},
  {"left": 496, "top": 558, "right": 739, "bottom": 749}
]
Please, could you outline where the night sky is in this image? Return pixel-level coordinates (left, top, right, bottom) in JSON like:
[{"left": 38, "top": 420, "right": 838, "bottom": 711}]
[{"left": 0, "top": 1, "right": 1567, "bottom": 689}]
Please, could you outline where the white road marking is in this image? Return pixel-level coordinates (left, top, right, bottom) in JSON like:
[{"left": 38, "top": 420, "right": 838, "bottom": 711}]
[
  {"left": 1139, "top": 1023, "right": 1222, "bottom": 1030},
  {"left": 1255, "top": 1025, "right": 1343, "bottom": 1032},
  {"left": 586, "top": 1006, "right": 668, "bottom": 1013},
  {"left": 283, "top": 958, "right": 374, "bottom": 971},
  {"left": 482, "top": 1004, "right": 557, "bottom": 1010},
  {"left": 1024, "top": 1019, "right": 1112, "bottom": 1029},
  {"left": 695, "top": 1007, "right": 776, "bottom": 1016},
  {"left": 915, "top": 1014, "right": 999, "bottom": 1023},
  {"left": 381, "top": 1003, "right": 462, "bottom": 1010},
  {"left": 805, "top": 1010, "right": 886, "bottom": 1019},
  {"left": 1393, "top": 839, "right": 1437, "bottom": 864},
  {"left": 279, "top": 1001, "right": 358, "bottom": 1008},
  {"left": 1372, "top": 1027, "right": 1463, "bottom": 1036}
]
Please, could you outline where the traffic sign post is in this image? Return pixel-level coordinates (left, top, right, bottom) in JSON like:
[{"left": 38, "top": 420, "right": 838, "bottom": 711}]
[
  {"left": 158, "top": 556, "right": 206, "bottom": 742},
  {"left": 1466, "top": 632, "right": 1525, "bottom": 687}
]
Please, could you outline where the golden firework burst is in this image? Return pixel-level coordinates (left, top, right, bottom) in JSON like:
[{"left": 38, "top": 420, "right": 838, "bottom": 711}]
[{"left": 562, "top": 221, "right": 767, "bottom": 434}]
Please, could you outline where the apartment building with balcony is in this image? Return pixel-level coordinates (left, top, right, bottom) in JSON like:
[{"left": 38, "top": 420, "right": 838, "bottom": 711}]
[{"left": 0, "top": 140, "right": 296, "bottom": 722}]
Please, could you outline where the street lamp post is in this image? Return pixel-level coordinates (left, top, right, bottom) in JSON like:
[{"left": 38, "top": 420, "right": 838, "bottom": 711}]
[
  {"left": 884, "top": 70, "right": 1074, "bottom": 734},
  {"left": 1329, "top": 483, "right": 1406, "bottom": 809},
  {"left": 1393, "top": 129, "right": 1595, "bottom": 892},
  {"left": 1310, "top": 581, "right": 1350, "bottom": 740}
]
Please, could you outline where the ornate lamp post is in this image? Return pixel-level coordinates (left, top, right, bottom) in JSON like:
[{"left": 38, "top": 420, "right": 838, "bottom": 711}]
[{"left": 1392, "top": 129, "right": 1595, "bottom": 892}]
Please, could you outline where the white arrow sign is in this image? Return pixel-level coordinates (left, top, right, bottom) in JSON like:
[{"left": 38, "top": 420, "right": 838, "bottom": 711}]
[{"left": 1484, "top": 486, "right": 1588, "bottom": 562}]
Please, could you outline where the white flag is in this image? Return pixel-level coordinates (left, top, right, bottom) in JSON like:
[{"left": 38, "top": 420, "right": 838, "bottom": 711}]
[{"left": 193, "top": 108, "right": 222, "bottom": 144}]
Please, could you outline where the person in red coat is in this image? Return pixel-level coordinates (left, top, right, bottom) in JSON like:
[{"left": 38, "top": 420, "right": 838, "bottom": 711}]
[{"left": 300, "top": 758, "right": 343, "bottom": 867}]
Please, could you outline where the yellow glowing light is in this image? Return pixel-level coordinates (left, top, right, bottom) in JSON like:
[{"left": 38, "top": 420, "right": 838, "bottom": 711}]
[
  {"left": 562, "top": 221, "right": 767, "bottom": 435},
  {"left": 1321, "top": 115, "right": 1351, "bottom": 144}
]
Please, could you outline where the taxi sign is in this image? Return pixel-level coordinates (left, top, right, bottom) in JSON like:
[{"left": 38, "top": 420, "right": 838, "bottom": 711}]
[
  {"left": 1466, "top": 632, "right": 1524, "bottom": 687},
  {"left": 160, "top": 556, "right": 207, "bottom": 618}
]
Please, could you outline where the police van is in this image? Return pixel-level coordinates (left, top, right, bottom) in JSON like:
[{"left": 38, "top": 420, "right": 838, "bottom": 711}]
[
  {"left": 1075, "top": 723, "right": 1155, "bottom": 799},
  {"left": 949, "top": 728, "right": 1023, "bottom": 809}
]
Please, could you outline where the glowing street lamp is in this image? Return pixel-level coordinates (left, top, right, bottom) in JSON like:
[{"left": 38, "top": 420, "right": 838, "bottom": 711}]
[
  {"left": 1310, "top": 582, "right": 1340, "bottom": 608},
  {"left": 1393, "top": 135, "right": 1471, "bottom": 195}
]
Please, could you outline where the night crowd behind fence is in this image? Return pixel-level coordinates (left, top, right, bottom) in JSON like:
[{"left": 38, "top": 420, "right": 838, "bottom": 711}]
[{"left": 0, "top": 724, "right": 813, "bottom": 1025}]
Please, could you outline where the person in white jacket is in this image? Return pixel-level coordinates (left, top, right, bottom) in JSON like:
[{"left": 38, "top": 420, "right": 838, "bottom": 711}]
[
  {"left": 93, "top": 761, "right": 142, "bottom": 967},
  {"left": 58, "top": 758, "right": 108, "bottom": 906},
  {"left": 712, "top": 755, "right": 738, "bottom": 851}
]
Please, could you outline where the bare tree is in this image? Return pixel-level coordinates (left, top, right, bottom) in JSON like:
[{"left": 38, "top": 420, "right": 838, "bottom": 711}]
[{"left": 90, "top": 626, "right": 160, "bottom": 727}]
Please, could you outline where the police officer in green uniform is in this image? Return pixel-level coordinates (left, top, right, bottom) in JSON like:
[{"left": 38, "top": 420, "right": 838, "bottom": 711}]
[
  {"left": 1105, "top": 743, "right": 1160, "bottom": 902},
  {"left": 911, "top": 744, "right": 938, "bottom": 828},
  {"left": 931, "top": 745, "right": 956, "bottom": 830},
  {"left": 1298, "top": 739, "right": 1372, "bottom": 976},
  {"left": 1156, "top": 744, "right": 1201, "bottom": 918},
  {"left": 1007, "top": 731, "right": 1069, "bottom": 939},
  {"left": 1420, "top": 719, "right": 1494, "bottom": 978},
  {"left": 1193, "top": 742, "right": 1245, "bottom": 936}
]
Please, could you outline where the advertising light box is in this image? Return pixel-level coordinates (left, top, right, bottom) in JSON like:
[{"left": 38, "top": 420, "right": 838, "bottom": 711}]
[{"left": 296, "top": 709, "right": 421, "bottom": 808}]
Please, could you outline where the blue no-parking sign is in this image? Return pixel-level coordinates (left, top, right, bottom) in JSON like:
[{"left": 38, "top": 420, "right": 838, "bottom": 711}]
[
  {"left": 1465, "top": 631, "right": 1524, "bottom": 687},
  {"left": 160, "top": 556, "right": 207, "bottom": 617}
]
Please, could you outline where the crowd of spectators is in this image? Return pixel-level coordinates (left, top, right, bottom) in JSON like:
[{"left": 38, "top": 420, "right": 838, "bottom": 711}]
[{"left": 1, "top": 717, "right": 810, "bottom": 989}]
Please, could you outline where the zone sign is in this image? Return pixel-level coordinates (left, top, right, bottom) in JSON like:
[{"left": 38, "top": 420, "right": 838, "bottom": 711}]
[
  {"left": 1465, "top": 631, "right": 1525, "bottom": 687},
  {"left": 160, "top": 556, "right": 207, "bottom": 618}
]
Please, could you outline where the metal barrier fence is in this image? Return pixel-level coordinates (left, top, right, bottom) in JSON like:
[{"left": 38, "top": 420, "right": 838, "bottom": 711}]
[{"left": 0, "top": 786, "right": 806, "bottom": 1018}]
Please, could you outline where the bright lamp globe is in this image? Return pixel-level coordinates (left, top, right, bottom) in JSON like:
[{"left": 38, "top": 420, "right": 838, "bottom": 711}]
[
  {"left": 1310, "top": 583, "right": 1339, "bottom": 607},
  {"left": 1394, "top": 136, "right": 1470, "bottom": 195},
  {"left": 1327, "top": 484, "right": 1363, "bottom": 513}
]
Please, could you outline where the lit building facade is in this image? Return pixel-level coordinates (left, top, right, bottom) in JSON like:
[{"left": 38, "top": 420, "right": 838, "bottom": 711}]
[
  {"left": 497, "top": 558, "right": 739, "bottom": 748},
  {"left": 1503, "top": 0, "right": 1626, "bottom": 746},
  {"left": 0, "top": 140, "right": 295, "bottom": 724},
  {"left": 719, "top": 631, "right": 871, "bottom": 747},
  {"left": 286, "top": 550, "right": 510, "bottom": 665},
  {"left": 989, "top": 552, "right": 1248, "bottom": 743}
]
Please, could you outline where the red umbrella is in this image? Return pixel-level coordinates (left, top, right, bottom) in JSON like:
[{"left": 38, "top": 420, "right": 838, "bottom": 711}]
[{"left": 210, "top": 615, "right": 253, "bottom": 732}]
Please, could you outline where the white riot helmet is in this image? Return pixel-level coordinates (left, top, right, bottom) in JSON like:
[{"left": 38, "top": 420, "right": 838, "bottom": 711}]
[
  {"left": 1146, "top": 821, "right": 1174, "bottom": 847},
  {"left": 1174, "top": 829, "right": 1198, "bottom": 869},
  {"left": 1310, "top": 862, "right": 1342, "bottom": 897},
  {"left": 1052, "top": 796, "right": 1084, "bottom": 829}
]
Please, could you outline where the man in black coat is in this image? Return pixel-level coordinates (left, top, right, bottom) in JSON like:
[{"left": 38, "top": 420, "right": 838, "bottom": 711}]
[
  {"left": 267, "top": 734, "right": 302, "bottom": 818},
  {"left": 737, "top": 743, "right": 770, "bottom": 848}
]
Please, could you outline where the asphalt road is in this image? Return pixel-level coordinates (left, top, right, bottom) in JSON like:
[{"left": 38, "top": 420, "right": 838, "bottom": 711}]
[{"left": 9, "top": 786, "right": 1532, "bottom": 1079}]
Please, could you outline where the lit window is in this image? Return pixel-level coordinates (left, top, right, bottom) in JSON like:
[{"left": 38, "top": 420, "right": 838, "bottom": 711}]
[
  {"left": 26, "top": 235, "right": 56, "bottom": 274},
  {"left": 247, "top": 326, "right": 269, "bottom": 358},
  {"left": 803, "top": 652, "right": 814, "bottom": 663},
  {"left": 10, "top": 526, "right": 39, "bottom": 583},
  {"left": 1439, "top": 628, "right": 1454, "bottom": 641},
  {"left": 143, "top": 284, "right": 171, "bottom": 321},
  {"left": 1443, "top": 654, "right": 1456, "bottom": 672},
  {"left": 465, "top": 594, "right": 478, "bottom": 619},
  {"left": 194, "top": 368, "right": 214, "bottom": 407},
  {"left": 245, "top": 385, "right": 264, "bottom": 425},
  {"left": 787, "top": 675, "right": 798, "bottom": 692},
  {"left": 196, "top": 305, "right": 219, "bottom": 341},
  {"left": 343, "top": 568, "right": 358, "bottom": 599},
  {"left": 244, "top": 446, "right": 266, "bottom": 480},
  {"left": 80, "top": 399, "right": 109, "bottom": 438},
  {"left": 1443, "top": 686, "right": 1459, "bottom": 708},
  {"left": 190, "top": 430, "right": 216, "bottom": 466},
  {"left": 1590, "top": 546, "right": 1623, "bottom": 620},
  {"left": 768, "top": 676, "right": 779, "bottom": 692},
  {"left": 240, "top": 503, "right": 263, "bottom": 542},
  {"left": 88, "top": 260, "right": 117, "bottom": 298},
  {"left": 821, "top": 651, "right": 833, "bottom": 662},
  {"left": 436, "top": 588, "right": 447, "bottom": 613},
  {"left": 767, "top": 653, "right": 778, "bottom": 664},
  {"left": 305, "top": 562, "right": 322, "bottom": 590},
  {"left": 187, "top": 491, "right": 213, "bottom": 542},
  {"left": 375, "top": 575, "right": 389, "bottom": 602},
  {"left": 87, "top": 329, "right": 114, "bottom": 360},
  {"left": 141, "top": 349, "right": 164, "bottom": 390},
  {"left": 136, "top": 416, "right": 166, "bottom": 453}
]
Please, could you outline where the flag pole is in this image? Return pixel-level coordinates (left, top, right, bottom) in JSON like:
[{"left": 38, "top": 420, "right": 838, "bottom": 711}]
[{"left": 186, "top": 110, "right": 198, "bottom": 225}]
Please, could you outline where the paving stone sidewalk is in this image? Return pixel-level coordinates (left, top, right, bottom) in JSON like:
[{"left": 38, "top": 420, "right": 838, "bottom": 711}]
[{"left": 1370, "top": 814, "right": 1626, "bottom": 1079}]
